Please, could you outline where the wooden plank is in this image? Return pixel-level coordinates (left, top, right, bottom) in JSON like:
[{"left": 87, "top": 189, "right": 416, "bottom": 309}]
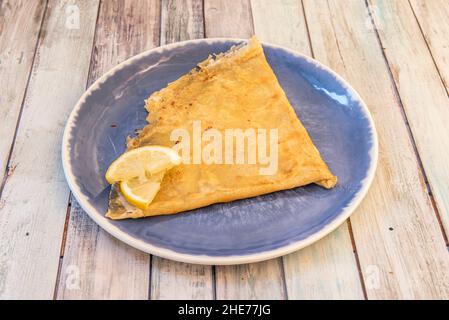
[
  {"left": 0, "top": 0, "right": 99, "bottom": 299},
  {"left": 251, "top": 0, "right": 310, "bottom": 53},
  {"left": 149, "top": 0, "right": 214, "bottom": 300},
  {"left": 215, "top": 260, "right": 286, "bottom": 300},
  {"left": 56, "top": 0, "right": 161, "bottom": 299},
  {"left": 160, "top": 0, "right": 204, "bottom": 44},
  {"left": 203, "top": 0, "right": 254, "bottom": 38},
  {"left": 283, "top": 226, "right": 365, "bottom": 299},
  {"left": 0, "top": 0, "right": 46, "bottom": 184},
  {"left": 56, "top": 202, "right": 150, "bottom": 299},
  {"left": 151, "top": 258, "right": 214, "bottom": 300},
  {"left": 251, "top": 0, "right": 365, "bottom": 300},
  {"left": 203, "top": 0, "right": 285, "bottom": 300},
  {"left": 409, "top": 0, "right": 449, "bottom": 92},
  {"left": 303, "top": 0, "right": 449, "bottom": 299},
  {"left": 369, "top": 0, "right": 449, "bottom": 251}
]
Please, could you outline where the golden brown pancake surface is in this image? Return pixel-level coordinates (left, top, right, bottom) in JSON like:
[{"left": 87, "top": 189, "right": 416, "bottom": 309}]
[{"left": 107, "top": 37, "right": 336, "bottom": 219}]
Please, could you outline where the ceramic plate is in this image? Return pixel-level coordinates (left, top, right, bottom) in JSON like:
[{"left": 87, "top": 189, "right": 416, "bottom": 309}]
[{"left": 62, "top": 39, "right": 378, "bottom": 265}]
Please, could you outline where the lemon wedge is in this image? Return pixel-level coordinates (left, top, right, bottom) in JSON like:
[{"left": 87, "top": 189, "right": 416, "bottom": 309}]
[
  {"left": 105, "top": 146, "right": 181, "bottom": 209},
  {"left": 105, "top": 146, "right": 181, "bottom": 184},
  {"left": 119, "top": 172, "right": 165, "bottom": 209}
]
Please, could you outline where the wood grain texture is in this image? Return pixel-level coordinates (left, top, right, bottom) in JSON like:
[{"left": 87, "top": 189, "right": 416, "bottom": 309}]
[
  {"left": 251, "top": 0, "right": 310, "bottom": 53},
  {"left": 303, "top": 0, "right": 449, "bottom": 299},
  {"left": 409, "top": 0, "right": 449, "bottom": 92},
  {"left": 0, "top": 0, "right": 46, "bottom": 185},
  {"left": 151, "top": 258, "right": 214, "bottom": 300},
  {"left": 203, "top": 0, "right": 286, "bottom": 300},
  {"left": 149, "top": 0, "right": 214, "bottom": 300},
  {"left": 369, "top": 0, "right": 449, "bottom": 249},
  {"left": 284, "top": 225, "right": 365, "bottom": 299},
  {"left": 161, "top": 0, "right": 204, "bottom": 44},
  {"left": 204, "top": 0, "right": 254, "bottom": 38},
  {"left": 215, "top": 260, "right": 286, "bottom": 300},
  {"left": 87, "top": 0, "right": 161, "bottom": 85},
  {"left": 1, "top": 0, "right": 447, "bottom": 300},
  {"left": 0, "top": 0, "right": 99, "bottom": 299},
  {"left": 251, "top": 0, "right": 365, "bottom": 300},
  {"left": 56, "top": 0, "right": 161, "bottom": 299},
  {"left": 56, "top": 202, "right": 150, "bottom": 299}
]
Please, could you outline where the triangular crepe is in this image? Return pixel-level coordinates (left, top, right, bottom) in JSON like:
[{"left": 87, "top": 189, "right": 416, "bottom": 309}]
[{"left": 107, "top": 37, "right": 336, "bottom": 219}]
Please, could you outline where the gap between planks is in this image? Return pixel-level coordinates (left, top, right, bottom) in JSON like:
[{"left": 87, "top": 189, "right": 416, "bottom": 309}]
[
  {"left": 366, "top": 0, "right": 449, "bottom": 247},
  {"left": 406, "top": 0, "right": 449, "bottom": 242},
  {"left": 149, "top": 0, "right": 215, "bottom": 301},
  {"left": 250, "top": 0, "right": 366, "bottom": 299},
  {"left": 302, "top": 0, "right": 449, "bottom": 298},
  {"left": 52, "top": 0, "right": 102, "bottom": 299},
  {"left": 0, "top": 0, "right": 101, "bottom": 299},
  {"left": 0, "top": 0, "right": 48, "bottom": 202},
  {"left": 205, "top": 0, "right": 288, "bottom": 300},
  {"left": 55, "top": 0, "right": 159, "bottom": 300},
  {"left": 57, "top": 0, "right": 449, "bottom": 300},
  {"left": 408, "top": 0, "right": 449, "bottom": 94}
]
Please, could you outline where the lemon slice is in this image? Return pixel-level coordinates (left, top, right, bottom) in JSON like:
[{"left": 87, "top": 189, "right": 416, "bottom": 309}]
[
  {"left": 105, "top": 145, "right": 181, "bottom": 209},
  {"left": 119, "top": 172, "right": 165, "bottom": 209},
  {"left": 105, "top": 145, "right": 181, "bottom": 184}
]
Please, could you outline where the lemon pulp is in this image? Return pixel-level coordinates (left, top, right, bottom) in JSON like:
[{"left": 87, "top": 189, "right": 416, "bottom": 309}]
[{"left": 105, "top": 146, "right": 181, "bottom": 209}]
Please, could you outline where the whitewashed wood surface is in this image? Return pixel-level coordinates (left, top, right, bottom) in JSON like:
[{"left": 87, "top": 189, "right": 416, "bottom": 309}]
[{"left": 0, "top": 0, "right": 448, "bottom": 299}]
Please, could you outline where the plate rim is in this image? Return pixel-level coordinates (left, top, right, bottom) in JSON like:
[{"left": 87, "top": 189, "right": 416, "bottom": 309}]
[{"left": 62, "top": 38, "right": 379, "bottom": 265}]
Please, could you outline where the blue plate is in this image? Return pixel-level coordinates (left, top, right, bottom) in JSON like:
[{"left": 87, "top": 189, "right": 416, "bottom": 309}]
[{"left": 62, "top": 39, "right": 378, "bottom": 265}]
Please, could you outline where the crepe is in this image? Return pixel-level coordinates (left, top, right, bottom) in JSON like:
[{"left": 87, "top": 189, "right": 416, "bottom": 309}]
[{"left": 107, "top": 37, "right": 337, "bottom": 219}]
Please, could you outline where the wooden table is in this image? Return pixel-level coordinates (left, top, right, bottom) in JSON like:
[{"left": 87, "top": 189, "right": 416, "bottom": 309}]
[{"left": 1, "top": 0, "right": 448, "bottom": 300}]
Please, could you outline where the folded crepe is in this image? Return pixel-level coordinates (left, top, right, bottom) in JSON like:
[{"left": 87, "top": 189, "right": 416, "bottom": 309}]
[{"left": 107, "top": 36, "right": 336, "bottom": 219}]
